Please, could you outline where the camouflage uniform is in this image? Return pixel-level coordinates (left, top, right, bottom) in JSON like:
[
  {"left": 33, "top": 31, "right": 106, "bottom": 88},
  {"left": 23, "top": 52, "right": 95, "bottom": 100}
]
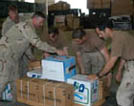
[
  {"left": 72, "top": 31, "right": 105, "bottom": 74},
  {"left": 110, "top": 31, "right": 134, "bottom": 106},
  {"left": 117, "top": 61, "right": 134, "bottom": 106},
  {"left": 2, "top": 15, "right": 25, "bottom": 36},
  {"left": 2, "top": 15, "right": 34, "bottom": 78},
  {"left": 0, "top": 19, "right": 56, "bottom": 101}
]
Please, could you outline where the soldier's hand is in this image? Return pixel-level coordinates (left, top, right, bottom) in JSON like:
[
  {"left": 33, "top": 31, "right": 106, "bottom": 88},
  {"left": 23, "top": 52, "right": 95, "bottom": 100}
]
[
  {"left": 43, "top": 52, "right": 51, "bottom": 58},
  {"left": 88, "top": 74, "right": 98, "bottom": 80},
  {"left": 56, "top": 50, "right": 65, "bottom": 56}
]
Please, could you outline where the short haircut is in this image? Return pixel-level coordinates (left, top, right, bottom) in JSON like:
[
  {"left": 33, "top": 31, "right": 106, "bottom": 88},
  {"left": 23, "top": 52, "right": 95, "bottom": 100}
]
[
  {"left": 8, "top": 5, "right": 17, "bottom": 12},
  {"left": 72, "top": 28, "right": 86, "bottom": 39},
  {"left": 32, "top": 11, "right": 46, "bottom": 19},
  {"left": 97, "top": 20, "right": 113, "bottom": 31},
  {"left": 48, "top": 27, "right": 59, "bottom": 35}
]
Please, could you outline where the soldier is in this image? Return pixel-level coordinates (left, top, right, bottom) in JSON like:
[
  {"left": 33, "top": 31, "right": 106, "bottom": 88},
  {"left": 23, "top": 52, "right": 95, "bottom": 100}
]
[
  {"left": 0, "top": 11, "right": 64, "bottom": 102},
  {"left": 88, "top": 22, "right": 134, "bottom": 106},
  {"left": 44, "top": 27, "right": 68, "bottom": 58},
  {"left": 2, "top": 5, "right": 25, "bottom": 36},
  {"left": 1, "top": 5, "right": 34, "bottom": 78},
  {"left": 72, "top": 28, "right": 111, "bottom": 86}
]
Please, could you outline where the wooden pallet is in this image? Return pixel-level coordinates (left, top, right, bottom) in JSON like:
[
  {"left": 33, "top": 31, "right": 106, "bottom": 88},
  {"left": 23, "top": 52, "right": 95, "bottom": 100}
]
[
  {"left": 74, "top": 98, "right": 105, "bottom": 106},
  {"left": 93, "top": 99, "right": 105, "bottom": 106}
]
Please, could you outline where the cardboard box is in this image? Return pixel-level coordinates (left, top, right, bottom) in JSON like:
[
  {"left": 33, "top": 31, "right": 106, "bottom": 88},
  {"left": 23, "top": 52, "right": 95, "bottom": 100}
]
[
  {"left": 54, "top": 15, "right": 66, "bottom": 29},
  {"left": 67, "top": 75, "right": 99, "bottom": 106},
  {"left": 66, "top": 14, "right": 80, "bottom": 29},
  {"left": 27, "top": 69, "right": 42, "bottom": 79},
  {"left": 74, "top": 99, "right": 105, "bottom": 106},
  {"left": 28, "top": 61, "right": 41, "bottom": 70},
  {"left": 73, "top": 18, "right": 80, "bottom": 29},
  {"left": 42, "top": 56, "right": 76, "bottom": 82},
  {"left": 87, "top": 0, "right": 110, "bottom": 9},
  {"left": 16, "top": 78, "right": 74, "bottom": 106},
  {"left": 49, "top": 1, "right": 70, "bottom": 11},
  {"left": 111, "top": 0, "right": 133, "bottom": 16}
]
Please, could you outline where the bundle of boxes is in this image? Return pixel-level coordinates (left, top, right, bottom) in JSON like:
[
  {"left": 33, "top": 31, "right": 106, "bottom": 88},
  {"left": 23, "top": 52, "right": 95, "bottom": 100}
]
[{"left": 17, "top": 56, "right": 99, "bottom": 106}]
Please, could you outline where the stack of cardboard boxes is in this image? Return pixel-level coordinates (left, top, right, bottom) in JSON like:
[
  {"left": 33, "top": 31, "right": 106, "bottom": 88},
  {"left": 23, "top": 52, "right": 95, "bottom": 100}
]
[
  {"left": 16, "top": 77, "right": 74, "bottom": 106},
  {"left": 48, "top": 1, "right": 70, "bottom": 11},
  {"left": 111, "top": 0, "right": 133, "bottom": 16},
  {"left": 66, "top": 14, "right": 80, "bottom": 30},
  {"left": 17, "top": 56, "right": 102, "bottom": 106},
  {"left": 54, "top": 15, "right": 66, "bottom": 30},
  {"left": 87, "top": 0, "right": 110, "bottom": 9},
  {"left": 54, "top": 14, "right": 80, "bottom": 30}
]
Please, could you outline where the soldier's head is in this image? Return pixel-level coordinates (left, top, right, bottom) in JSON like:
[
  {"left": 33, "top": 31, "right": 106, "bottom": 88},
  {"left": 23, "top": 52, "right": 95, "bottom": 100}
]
[
  {"left": 72, "top": 28, "right": 87, "bottom": 45},
  {"left": 48, "top": 27, "right": 59, "bottom": 42},
  {"left": 96, "top": 20, "right": 113, "bottom": 40},
  {"left": 8, "top": 5, "right": 18, "bottom": 22},
  {"left": 32, "top": 11, "right": 46, "bottom": 28}
]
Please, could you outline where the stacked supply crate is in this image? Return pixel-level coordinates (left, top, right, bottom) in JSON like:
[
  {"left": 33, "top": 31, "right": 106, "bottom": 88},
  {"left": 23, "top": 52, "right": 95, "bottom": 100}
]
[{"left": 16, "top": 78, "right": 74, "bottom": 106}]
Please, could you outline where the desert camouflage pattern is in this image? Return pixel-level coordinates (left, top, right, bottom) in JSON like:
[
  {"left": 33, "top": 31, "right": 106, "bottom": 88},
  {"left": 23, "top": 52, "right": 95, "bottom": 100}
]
[
  {"left": 2, "top": 15, "right": 25, "bottom": 36},
  {"left": 117, "top": 61, "right": 134, "bottom": 106},
  {"left": 0, "top": 19, "right": 56, "bottom": 101},
  {"left": 1, "top": 15, "right": 34, "bottom": 78}
]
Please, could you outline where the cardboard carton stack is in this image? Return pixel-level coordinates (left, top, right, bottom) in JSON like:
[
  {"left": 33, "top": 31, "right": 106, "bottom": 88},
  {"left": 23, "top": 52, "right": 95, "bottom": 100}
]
[
  {"left": 73, "top": 17, "right": 80, "bottom": 29},
  {"left": 111, "top": 0, "right": 133, "bottom": 16},
  {"left": 54, "top": 15, "right": 66, "bottom": 30},
  {"left": 17, "top": 56, "right": 103, "bottom": 106},
  {"left": 66, "top": 14, "right": 80, "bottom": 30},
  {"left": 16, "top": 77, "right": 74, "bottom": 106},
  {"left": 87, "top": 0, "right": 110, "bottom": 9},
  {"left": 49, "top": 1, "right": 70, "bottom": 11},
  {"left": 66, "top": 14, "right": 74, "bottom": 29}
]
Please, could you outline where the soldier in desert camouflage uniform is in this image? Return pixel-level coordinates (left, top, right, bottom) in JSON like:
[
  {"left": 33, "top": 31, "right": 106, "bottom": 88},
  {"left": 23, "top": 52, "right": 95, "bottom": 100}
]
[
  {"left": 2, "top": 5, "right": 34, "bottom": 78},
  {"left": 2, "top": 5, "right": 25, "bottom": 36},
  {"left": 0, "top": 12, "right": 63, "bottom": 102}
]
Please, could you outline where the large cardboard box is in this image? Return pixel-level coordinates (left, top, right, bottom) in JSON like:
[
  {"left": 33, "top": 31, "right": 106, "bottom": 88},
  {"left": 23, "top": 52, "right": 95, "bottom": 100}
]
[
  {"left": 54, "top": 15, "right": 66, "bottom": 29},
  {"left": 49, "top": 1, "right": 70, "bottom": 11},
  {"left": 87, "top": 0, "right": 110, "bottom": 9},
  {"left": 66, "top": 14, "right": 80, "bottom": 29},
  {"left": 111, "top": 0, "right": 133, "bottom": 16},
  {"left": 67, "top": 75, "right": 99, "bottom": 106},
  {"left": 42, "top": 56, "right": 76, "bottom": 82},
  {"left": 16, "top": 78, "right": 74, "bottom": 106},
  {"left": 28, "top": 61, "right": 41, "bottom": 70},
  {"left": 27, "top": 69, "right": 42, "bottom": 79}
]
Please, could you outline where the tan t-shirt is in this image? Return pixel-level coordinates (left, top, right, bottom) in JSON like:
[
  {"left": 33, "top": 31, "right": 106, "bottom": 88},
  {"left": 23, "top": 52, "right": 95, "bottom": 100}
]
[
  {"left": 72, "top": 31, "right": 105, "bottom": 53},
  {"left": 111, "top": 31, "right": 134, "bottom": 60},
  {"left": 44, "top": 32, "right": 66, "bottom": 50}
]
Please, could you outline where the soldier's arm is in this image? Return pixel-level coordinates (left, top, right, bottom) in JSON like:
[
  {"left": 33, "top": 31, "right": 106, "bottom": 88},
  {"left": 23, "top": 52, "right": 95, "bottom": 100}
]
[
  {"left": 76, "top": 52, "right": 85, "bottom": 74},
  {"left": 21, "top": 24, "right": 57, "bottom": 53},
  {"left": 63, "top": 47, "right": 68, "bottom": 56},
  {"left": 99, "top": 56, "right": 118, "bottom": 77},
  {"left": 116, "top": 59, "right": 126, "bottom": 82},
  {"left": 24, "top": 47, "right": 35, "bottom": 61},
  {"left": 2, "top": 21, "right": 8, "bottom": 36},
  {"left": 100, "top": 46, "right": 110, "bottom": 62}
]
